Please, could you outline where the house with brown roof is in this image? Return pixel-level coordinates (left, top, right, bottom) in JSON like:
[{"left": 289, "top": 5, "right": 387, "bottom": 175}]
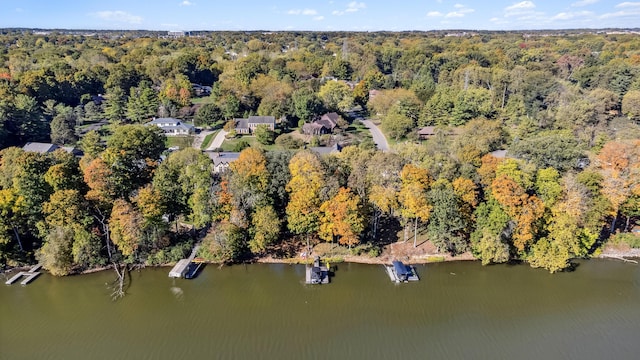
[{"left": 302, "top": 112, "right": 340, "bottom": 136}]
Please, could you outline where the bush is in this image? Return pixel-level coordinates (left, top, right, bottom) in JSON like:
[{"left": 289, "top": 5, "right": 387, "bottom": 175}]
[{"left": 610, "top": 232, "right": 640, "bottom": 248}]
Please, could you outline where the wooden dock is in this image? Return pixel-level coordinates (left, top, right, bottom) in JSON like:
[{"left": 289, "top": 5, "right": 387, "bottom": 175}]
[
  {"left": 385, "top": 261, "right": 419, "bottom": 283},
  {"left": 5, "top": 264, "right": 42, "bottom": 285},
  {"left": 305, "top": 257, "right": 330, "bottom": 284}
]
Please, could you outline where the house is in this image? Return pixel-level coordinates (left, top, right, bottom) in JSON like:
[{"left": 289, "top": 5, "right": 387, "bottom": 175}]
[
  {"left": 146, "top": 118, "right": 195, "bottom": 136},
  {"left": 417, "top": 126, "right": 461, "bottom": 140},
  {"left": 234, "top": 116, "right": 275, "bottom": 135},
  {"left": 302, "top": 112, "right": 339, "bottom": 135},
  {"left": 310, "top": 143, "right": 342, "bottom": 156},
  {"left": 205, "top": 152, "right": 240, "bottom": 173},
  {"left": 22, "top": 142, "right": 83, "bottom": 156},
  {"left": 417, "top": 126, "right": 437, "bottom": 140}
]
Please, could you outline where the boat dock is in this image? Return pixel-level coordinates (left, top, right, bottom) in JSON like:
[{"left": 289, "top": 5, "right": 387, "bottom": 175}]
[
  {"left": 385, "top": 261, "right": 419, "bottom": 283},
  {"left": 305, "top": 257, "right": 330, "bottom": 284},
  {"left": 169, "top": 243, "right": 203, "bottom": 278},
  {"left": 5, "top": 264, "right": 42, "bottom": 285}
]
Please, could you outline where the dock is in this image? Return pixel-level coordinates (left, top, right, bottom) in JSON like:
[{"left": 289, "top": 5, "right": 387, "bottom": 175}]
[
  {"left": 305, "top": 257, "right": 330, "bottom": 284},
  {"left": 168, "top": 243, "right": 203, "bottom": 278},
  {"left": 5, "top": 264, "right": 42, "bottom": 285},
  {"left": 385, "top": 260, "right": 419, "bottom": 283}
]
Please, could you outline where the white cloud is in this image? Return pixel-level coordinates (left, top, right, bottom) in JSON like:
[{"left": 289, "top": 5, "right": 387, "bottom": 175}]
[
  {"left": 93, "top": 10, "right": 143, "bottom": 24},
  {"left": 333, "top": 2, "right": 366, "bottom": 15},
  {"left": 600, "top": 9, "right": 640, "bottom": 17},
  {"left": 445, "top": 12, "right": 465, "bottom": 18},
  {"left": 454, "top": 4, "right": 465, "bottom": 8},
  {"left": 346, "top": 2, "right": 367, "bottom": 12},
  {"left": 427, "top": 11, "right": 444, "bottom": 17},
  {"left": 180, "top": 1, "right": 193, "bottom": 6},
  {"left": 314, "top": 16, "right": 325, "bottom": 21},
  {"left": 616, "top": 2, "right": 640, "bottom": 7},
  {"left": 571, "top": 0, "right": 598, "bottom": 6},
  {"left": 506, "top": 1, "right": 536, "bottom": 11},
  {"left": 551, "top": 10, "right": 593, "bottom": 20},
  {"left": 288, "top": 9, "right": 318, "bottom": 15}
]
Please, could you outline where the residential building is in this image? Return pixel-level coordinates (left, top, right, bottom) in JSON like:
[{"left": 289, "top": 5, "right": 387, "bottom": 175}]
[
  {"left": 205, "top": 152, "right": 241, "bottom": 173},
  {"left": 146, "top": 117, "right": 195, "bottom": 136},
  {"left": 234, "top": 116, "right": 275, "bottom": 135},
  {"left": 22, "top": 142, "right": 83, "bottom": 156},
  {"left": 302, "top": 112, "right": 339, "bottom": 135}
]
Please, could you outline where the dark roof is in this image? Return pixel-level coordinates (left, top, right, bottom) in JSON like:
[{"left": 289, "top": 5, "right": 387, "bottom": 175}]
[
  {"left": 393, "top": 260, "right": 409, "bottom": 277},
  {"left": 234, "top": 118, "right": 249, "bottom": 129},
  {"left": 310, "top": 143, "right": 342, "bottom": 155},
  {"left": 247, "top": 116, "right": 275, "bottom": 125},
  {"left": 321, "top": 112, "right": 340, "bottom": 124}
]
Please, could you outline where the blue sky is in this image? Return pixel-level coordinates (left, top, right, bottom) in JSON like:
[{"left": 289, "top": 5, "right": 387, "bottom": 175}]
[{"left": 1, "top": 1, "right": 638, "bottom": 31}]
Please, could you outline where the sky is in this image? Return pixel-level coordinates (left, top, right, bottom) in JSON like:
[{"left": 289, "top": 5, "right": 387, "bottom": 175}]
[{"left": 1, "top": 0, "right": 639, "bottom": 31}]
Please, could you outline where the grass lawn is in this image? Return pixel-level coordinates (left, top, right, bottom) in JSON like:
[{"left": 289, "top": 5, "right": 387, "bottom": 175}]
[
  {"left": 200, "top": 130, "right": 218, "bottom": 150},
  {"left": 190, "top": 96, "right": 216, "bottom": 105},
  {"left": 221, "top": 136, "right": 282, "bottom": 152},
  {"left": 165, "top": 136, "right": 194, "bottom": 149}
]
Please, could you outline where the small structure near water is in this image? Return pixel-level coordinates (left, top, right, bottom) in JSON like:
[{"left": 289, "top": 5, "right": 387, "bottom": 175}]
[
  {"left": 5, "top": 264, "right": 42, "bottom": 285},
  {"left": 305, "top": 256, "right": 330, "bottom": 284},
  {"left": 169, "top": 244, "right": 203, "bottom": 279},
  {"left": 385, "top": 260, "right": 419, "bottom": 283}
]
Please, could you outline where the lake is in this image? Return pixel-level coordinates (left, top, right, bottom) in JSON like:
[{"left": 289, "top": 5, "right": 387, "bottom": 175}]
[{"left": 2, "top": 260, "right": 639, "bottom": 359}]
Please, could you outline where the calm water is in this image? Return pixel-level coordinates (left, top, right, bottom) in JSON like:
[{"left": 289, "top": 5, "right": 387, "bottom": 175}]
[{"left": 1, "top": 260, "right": 639, "bottom": 360}]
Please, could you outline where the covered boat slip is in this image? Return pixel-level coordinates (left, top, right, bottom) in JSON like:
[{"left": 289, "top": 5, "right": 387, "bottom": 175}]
[
  {"left": 385, "top": 260, "right": 419, "bottom": 283},
  {"left": 305, "top": 257, "right": 330, "bottom": 284}
]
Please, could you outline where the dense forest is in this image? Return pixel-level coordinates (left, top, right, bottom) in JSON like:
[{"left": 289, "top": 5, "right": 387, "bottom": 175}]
[{"left": 0, "top": 29, "right": 639, "bottom": 276}]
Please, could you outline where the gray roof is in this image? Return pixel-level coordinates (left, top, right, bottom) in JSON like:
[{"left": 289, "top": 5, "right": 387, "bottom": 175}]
[
  {"left": 247, "top": 116, "right": 275, "bottom": 125},
  {"left": 234, "top": 118, "right": 249, "bottom": 129},
  {"left": 310, "top": 143, "right": 342, "bottom": 155},
  {"left": 205, "top": 152, "right": 241, "bottom": 166},
  {"left": 147, "top": 118, "right": 194, "bottom": 131},
  {"left": 22, "top": 142, "right": 82, "bottom": 156},
  {"left": 22, "top": 142, "right": 59, "bottom": 153},
  {"left": 489, "top": 149, "right": 508, "bottom": 158},
  {"left": 418, "top": 126, "right": 436, "bottom": 136}
]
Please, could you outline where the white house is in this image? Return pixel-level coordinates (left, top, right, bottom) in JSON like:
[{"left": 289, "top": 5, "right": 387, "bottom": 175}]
[{"left": 146, "top": 118, "right": 195, "bottom": 136}]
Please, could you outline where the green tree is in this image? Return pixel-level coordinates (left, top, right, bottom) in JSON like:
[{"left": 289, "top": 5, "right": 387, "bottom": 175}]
[
  {"left": 318, "top": 80, "right": 354, "bottom": 112},
  {"left": 254, "top": 124, "right": 275, "bottom": 145},
  {"left": 103, "top": 87, "right": 127, "bottom": 124},
  {"left": 50, "top": 111, "right": 78, "bottom": 145},
  {"left": 622, "top": 90, "right": 640, "bottom": 123},
  {"left": 249, "top": 205, "right": 281, "bottom": 254}
]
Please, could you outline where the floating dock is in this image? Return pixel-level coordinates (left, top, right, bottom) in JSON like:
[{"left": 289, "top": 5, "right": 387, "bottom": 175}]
[
  {"left": 305, "top": 257, "right": 330, "bottom": 284},
  {"left": 385, "top": 261, "right": 419, "bottom": 283},
  {"left": 5, "top": 264, "right": 42, "bottom": 285}
]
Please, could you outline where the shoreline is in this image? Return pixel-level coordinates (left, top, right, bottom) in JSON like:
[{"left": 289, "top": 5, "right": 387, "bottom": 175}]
[{"left": 3, "top": 249, "right": 637, "bottom": 277}]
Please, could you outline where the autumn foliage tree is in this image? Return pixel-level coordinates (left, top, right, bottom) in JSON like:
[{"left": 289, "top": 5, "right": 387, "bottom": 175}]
[{"left": 319, "top": 187, "right": 365, "bottom": 248}]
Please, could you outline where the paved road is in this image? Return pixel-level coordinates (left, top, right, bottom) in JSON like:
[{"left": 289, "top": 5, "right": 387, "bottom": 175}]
[
  {"left": 206, "top": 130, "right": 228, "bottom": 151},
  {"left": 361, "top": 119, "right": 390, "bottom": 152}
]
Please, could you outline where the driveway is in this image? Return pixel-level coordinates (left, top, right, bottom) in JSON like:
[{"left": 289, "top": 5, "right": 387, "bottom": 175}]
[
  {"left": 206, "top": 130, "right": 228, "bottom": 151},
  {"left": 191, "top": 129, "right": 214, "bottom": 149},
  {"left": 361, "top": 119, "right": 390, "bottom": 152}
]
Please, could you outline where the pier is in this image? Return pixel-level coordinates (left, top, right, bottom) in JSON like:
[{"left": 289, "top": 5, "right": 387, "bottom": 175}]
[
  {"left": 385, "top": 261, "right": 419, "bottom": 283},
  {"left": 169, "top": 243, "right": 203, "bottom": 278},
  {"left": 305, "top": 257, "right": 330, "bottom": 284},
  {"left": 5, "top": 264, "right": 42, "bottom": 285}
]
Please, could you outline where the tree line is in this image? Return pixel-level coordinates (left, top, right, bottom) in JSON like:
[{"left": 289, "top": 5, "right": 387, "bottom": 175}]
[{"left": 0, "top": 29, "right": 639, "bottom": 273}]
